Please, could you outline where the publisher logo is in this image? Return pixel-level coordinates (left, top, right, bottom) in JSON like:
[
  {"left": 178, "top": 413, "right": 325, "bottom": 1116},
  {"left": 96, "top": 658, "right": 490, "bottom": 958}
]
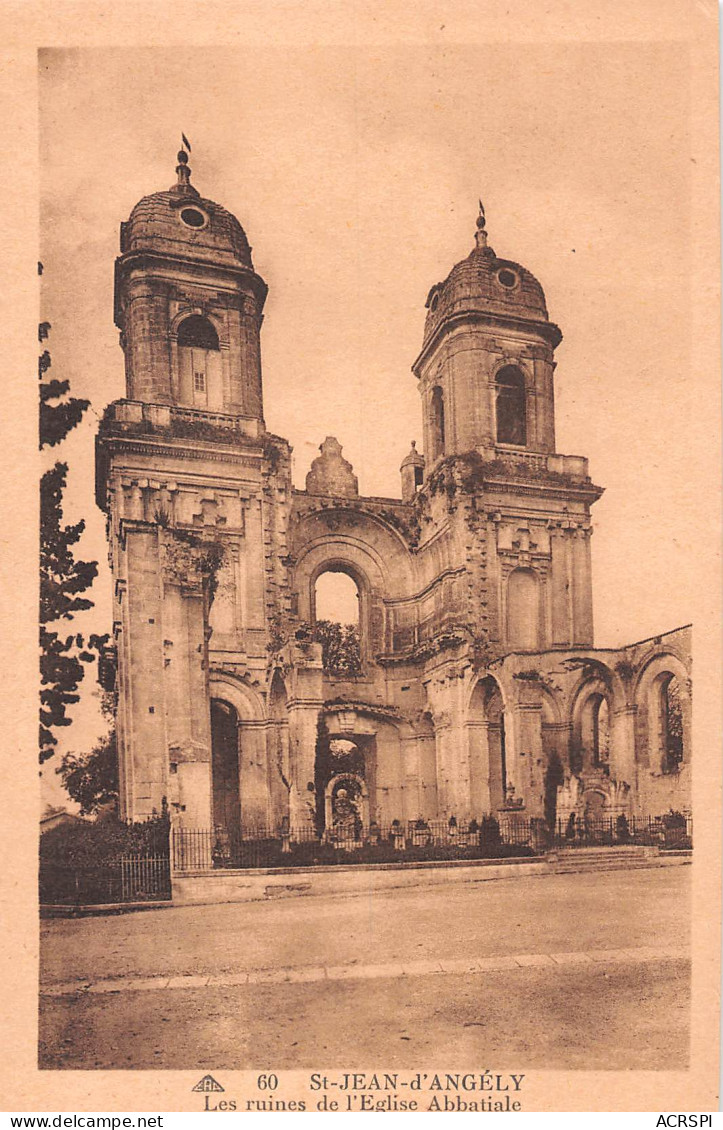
[{"left": 192, "top": 1075, "right": 225, "bottom": 1093}]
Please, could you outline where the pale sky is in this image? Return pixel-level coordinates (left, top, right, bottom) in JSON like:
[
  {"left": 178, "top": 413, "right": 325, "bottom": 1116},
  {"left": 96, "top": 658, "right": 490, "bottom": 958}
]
[{"left": 39, "top": 41, "right": 699, "bottom": 806}]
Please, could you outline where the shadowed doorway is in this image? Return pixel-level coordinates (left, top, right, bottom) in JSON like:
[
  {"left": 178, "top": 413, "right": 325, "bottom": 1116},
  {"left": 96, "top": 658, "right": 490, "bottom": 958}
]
[{"left": 210, "top": 699, "right": 241, "bottom": 841}]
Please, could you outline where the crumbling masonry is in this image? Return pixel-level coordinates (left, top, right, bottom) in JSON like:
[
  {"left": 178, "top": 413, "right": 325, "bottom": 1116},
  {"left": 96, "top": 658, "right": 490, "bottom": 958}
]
[{"left": 96, "top": 152, "right": 691, "bottom": 844}]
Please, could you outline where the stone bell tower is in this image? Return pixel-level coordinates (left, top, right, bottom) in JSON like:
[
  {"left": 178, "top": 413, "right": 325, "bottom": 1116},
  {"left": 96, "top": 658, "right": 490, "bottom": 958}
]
[
  {"left": 411, "top": 201, "right": 603, "bottom": 658},
  {"left": 115, "top": 147, "right": 268, "bottom": 421},
  {"left": 97, "top": 147, "right": 289, "bottom": 827},
  {"left": 413, "top": 201, "right": 560, "bottom": 466}
]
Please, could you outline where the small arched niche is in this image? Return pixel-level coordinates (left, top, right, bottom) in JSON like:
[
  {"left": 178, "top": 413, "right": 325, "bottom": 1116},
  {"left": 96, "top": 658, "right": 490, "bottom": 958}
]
[
  {"left": 496, "top": 365, "right": 527, "bottom": 446},
  {"left": 177, "top": 314, "right": 223, "bottom": 409},
  {"left": 313, "top": 569, "right": 362, "bottom": 676}
]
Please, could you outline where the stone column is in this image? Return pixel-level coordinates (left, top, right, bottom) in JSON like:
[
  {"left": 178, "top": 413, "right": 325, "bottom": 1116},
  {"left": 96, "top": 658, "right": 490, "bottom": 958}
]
[
  {"left": 125, "top": 283, "right": 172, "bottom": 403},
  {"left": 433, "top": 710, "right": 453, "bottom": 817},
  {"left": 432, "top": 670, "right": 473, "bottom": 819},
  {"left": 572, "top": 527, "right": 594, "bottom": 646},
  {"left": 375, "top": 724, "right": 405, "bottom": 824},
  {"left": 123, "top": 528, "right": 168, "bottom": 820},
  {"left": 160, "top": 537, "right": 213, "bottom": 832},
  {"left": 239, "top": 719, "right": 271, "bottom": 830},
  {"left": 544, "top": 721, "right": 573, "bottom": 775},
  {"left": 401, "top": 731, "right": 422, "bottom": 822},
  {"left": 537, "top": 354, "right": 556, "bottom": 452},
  {"left": 287, "top": 660, "right": 324, "bottom": 832},
  {"left": 466, "top": 718, "right": 493, "bottom": 815},
  {"left": 242, "top": 496, "right": 266, "bottom": 636},
  {"left": 504, "top": 689, "right": 545, "bottom": 818},
  {"left": 611, "top": 705, "right": 637, "bottom": 795}
]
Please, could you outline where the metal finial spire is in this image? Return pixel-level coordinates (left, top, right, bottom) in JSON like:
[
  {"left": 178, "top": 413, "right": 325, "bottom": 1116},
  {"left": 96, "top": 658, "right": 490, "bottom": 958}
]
[
  {"left": 176, "top": 147, "right": 191, "bottom": 188},
  {"left": 474, "top": 196, "right": 490, "bottom": 251},
  {"left": 170, "top": 135, "right": 200, "bottom": 196}
]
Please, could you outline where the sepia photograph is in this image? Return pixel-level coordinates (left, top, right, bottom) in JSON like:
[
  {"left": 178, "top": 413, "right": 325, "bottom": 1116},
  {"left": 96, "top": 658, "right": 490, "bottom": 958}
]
[{"left": 17, "top": 2, "right": 719, "bottom": 1112}]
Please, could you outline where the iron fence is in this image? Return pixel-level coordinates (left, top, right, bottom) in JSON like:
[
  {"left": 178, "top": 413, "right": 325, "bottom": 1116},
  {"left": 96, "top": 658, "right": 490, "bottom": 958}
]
[
  {"left": 172, "top": 819, "right": 531, "bottom": 871},
  {"left": 552, "top": 813, "right": 693, "bottom": 849},
  {"left": 172, "top": 812, "right": 692, "bottom": 872},
  {"left": 39, "top": 854, "right": 172, "bottom": 906}
]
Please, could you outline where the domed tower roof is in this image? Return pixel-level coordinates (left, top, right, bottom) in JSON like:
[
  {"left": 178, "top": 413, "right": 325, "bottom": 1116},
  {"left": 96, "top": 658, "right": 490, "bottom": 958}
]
[
  {"left": 421, "top": 201, "right": 561, "bottom": 351},
  {"left": 119, "top": 148, "right": 254, "bottom": 270}
]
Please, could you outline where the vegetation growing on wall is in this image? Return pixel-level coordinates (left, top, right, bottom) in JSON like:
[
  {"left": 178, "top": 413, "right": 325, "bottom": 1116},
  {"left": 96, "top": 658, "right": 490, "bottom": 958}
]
[{"left": 312, "top": 619, "right": 362, "bottom": 676}]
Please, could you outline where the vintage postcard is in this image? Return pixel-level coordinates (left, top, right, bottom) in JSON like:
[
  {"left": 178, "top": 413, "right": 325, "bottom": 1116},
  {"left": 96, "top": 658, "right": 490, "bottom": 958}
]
[{"left": 2, "top": 0, "right": 720, "bottom": 1115}]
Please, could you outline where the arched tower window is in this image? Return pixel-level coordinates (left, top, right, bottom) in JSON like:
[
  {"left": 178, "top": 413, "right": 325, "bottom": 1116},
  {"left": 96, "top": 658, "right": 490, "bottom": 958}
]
[
  {"left": 177, "top": 315, "right": 220, "bottom": 351},
  {"left": 496, "top": 365, "right": 527, "bottom": 446},
  {"left": 430, "top": 386, "right": 445, "bottom": 461},
  {"left": 658, "top": 674, "right": 684, "bottom": 773},
  {"left": 312, "top": 570, "right": 362, "bottom": 676},
  {"left": 177, "top": 314, "right": 222, "bottom": 409},
  {"left": 506, "top": 567, "right": 540, "bottom": 650}
]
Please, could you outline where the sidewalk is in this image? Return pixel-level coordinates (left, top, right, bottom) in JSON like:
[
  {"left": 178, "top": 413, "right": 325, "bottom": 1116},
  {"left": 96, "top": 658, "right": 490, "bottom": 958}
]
[{"left": 41, "top": 942, "right": 689, "bottom": 997}]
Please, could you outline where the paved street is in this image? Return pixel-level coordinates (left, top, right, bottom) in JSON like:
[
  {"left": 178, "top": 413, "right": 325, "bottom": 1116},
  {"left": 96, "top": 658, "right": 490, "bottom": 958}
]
[{"left": 39, "top": 865, "right": 690, "bottom": 1071}]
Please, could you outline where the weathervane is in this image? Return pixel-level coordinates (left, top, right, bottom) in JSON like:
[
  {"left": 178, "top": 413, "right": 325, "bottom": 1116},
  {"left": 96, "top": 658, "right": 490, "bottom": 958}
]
[
  {"left": 175, "top": 133, "right": 193, "bottom": 189},
  {"left": 475, "top": 196, "right": 490, "bottom": 251}
]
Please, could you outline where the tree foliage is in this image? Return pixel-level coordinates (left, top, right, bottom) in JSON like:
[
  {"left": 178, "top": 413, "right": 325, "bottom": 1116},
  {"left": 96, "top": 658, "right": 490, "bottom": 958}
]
[
  {"left": 39, "top": 263, "right": 103, "bottom": 762},
  {"left": 57, "top": 727, "right": 119, "bottom": 815},
  {"left": 312, "top": 619, "right": 362, "bottom": 676},
  {"left": 40, "top": 808, "right": 168, "bottom": 865}
]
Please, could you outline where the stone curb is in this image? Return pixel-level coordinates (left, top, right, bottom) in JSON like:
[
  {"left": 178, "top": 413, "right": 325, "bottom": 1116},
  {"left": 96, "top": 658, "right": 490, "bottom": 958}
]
[{"left": 40, "top": 945, "right": 689, "bottom": 998}]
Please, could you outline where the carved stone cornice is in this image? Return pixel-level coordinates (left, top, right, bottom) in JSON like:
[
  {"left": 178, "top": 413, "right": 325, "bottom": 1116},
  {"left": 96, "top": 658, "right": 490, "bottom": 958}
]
[{"left": 412, "top": 308, "right": 562, "bottom": 373}]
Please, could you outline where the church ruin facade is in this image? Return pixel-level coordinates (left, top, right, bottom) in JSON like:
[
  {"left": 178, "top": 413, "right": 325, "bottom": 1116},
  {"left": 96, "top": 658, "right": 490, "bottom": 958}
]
[{"left": 96, "top": 150, "right": 692, "bottom": 846}]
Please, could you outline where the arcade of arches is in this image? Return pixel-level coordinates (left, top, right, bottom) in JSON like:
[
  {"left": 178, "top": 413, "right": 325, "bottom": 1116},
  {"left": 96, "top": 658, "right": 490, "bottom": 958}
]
[{"left": 198, "top": 628, "right": 691, "bottom": 839}]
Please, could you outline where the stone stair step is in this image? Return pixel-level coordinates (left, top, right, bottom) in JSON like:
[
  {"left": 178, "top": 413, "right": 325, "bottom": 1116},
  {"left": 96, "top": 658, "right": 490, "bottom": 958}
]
[{"left": 552, "top": 860, "right": 661, "bottom": 874}]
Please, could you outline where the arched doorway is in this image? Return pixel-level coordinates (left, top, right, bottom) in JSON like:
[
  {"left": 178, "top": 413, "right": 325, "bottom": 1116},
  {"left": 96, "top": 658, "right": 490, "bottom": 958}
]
[
  {"left": 314, "top": 732, "right": 368, "bottom": 835},
  {"left": 467, "top": 676, "right": 507, "bottom": 813},
  {"left": 210, "top": 699, "right": 241, "bottom": 843}
]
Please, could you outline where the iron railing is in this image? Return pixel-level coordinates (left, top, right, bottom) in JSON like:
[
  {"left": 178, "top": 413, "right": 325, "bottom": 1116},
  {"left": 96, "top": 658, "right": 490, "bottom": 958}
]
[
  {"left": 39, "top": 854, "right": 172, "bottom": 905},
  {"left": 551, "top": 813, "right": 692, "bottom": 848},
  {"left": 171, "top": 813, "right": 692, "bottom": 872}
]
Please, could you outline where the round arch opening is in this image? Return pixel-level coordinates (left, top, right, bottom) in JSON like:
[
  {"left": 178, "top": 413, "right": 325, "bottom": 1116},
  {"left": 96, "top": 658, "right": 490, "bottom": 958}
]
[{"left": 312, "top": 568, "right": 362, "bottom": 676}]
